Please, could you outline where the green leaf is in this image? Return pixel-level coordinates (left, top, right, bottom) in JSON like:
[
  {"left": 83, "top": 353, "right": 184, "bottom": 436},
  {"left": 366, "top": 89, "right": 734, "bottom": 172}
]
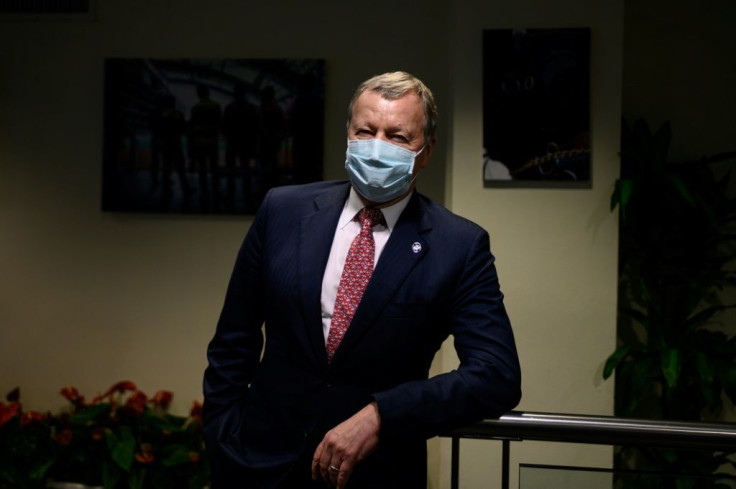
[
  {"left": 718, "top": 362, "right": 736, "bottom": 404},
  {"left": 659, "top": 447, "right": 678, "bottom": 463},
  {"left": 128, "top": 466, "right": 146, "bottom": 489},
  {"left": 162, "top": 444, "right": 193, "bottom": 467},
  {"left": 694, "top": 351, "right": 715, "bottom": 385},
  {"left": 103, "top": 461, "right": 122, "bottom": 489},
  {"left": 630, "top": 358, "right": 654, "bottom": 395},
  {"left": 683, "top": 305, "right": 729, "bottom": 334},
  {"left": 675, "top": 476, "right": 696, "bottom": 489},
  {"left": 619, "top": 307, "right": 649, "bottom": 326},
  {"left": 0, "top": 466, "right": 20, "bottom": 485},
  {"left": 611, "top": 178, "right": 635, "bottom": 217},
  {"left": 603, "top": 345, "right": 632, "bottom": 379},
  {"left": 620, "top": 357, "right": 655, "bottom": 416},
  {"left": 666, "top": 173, "right": 697, "bottom": 208},
  {"left": 695, "top": 352, "right": 719, "bottom": 410},
  {"left": 106, "top": 425, "right": 135, "bottom": 471},
  {"left": 660, "top": 348, "right": 681, "bottom": 390},
  {"left": 145, "top": 411, "right": 185, "bottom": 433},
  {"left": 28, "top": 459, "right": 54, "bottom": 481},
  {"left": 71, "top": 403, "right": 111, "bottom": 424}
]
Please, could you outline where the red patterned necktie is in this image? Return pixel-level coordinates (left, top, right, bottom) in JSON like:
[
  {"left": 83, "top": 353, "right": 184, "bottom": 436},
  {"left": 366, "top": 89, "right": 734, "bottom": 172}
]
[{"left": 326, "top": 207, "right": 383, "bottom": 362}]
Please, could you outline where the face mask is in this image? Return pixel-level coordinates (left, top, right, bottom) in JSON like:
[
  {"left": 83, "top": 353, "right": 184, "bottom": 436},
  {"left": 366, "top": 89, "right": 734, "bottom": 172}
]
[{"left": 345, "top": 139, "right": 424, "bottom": 204}]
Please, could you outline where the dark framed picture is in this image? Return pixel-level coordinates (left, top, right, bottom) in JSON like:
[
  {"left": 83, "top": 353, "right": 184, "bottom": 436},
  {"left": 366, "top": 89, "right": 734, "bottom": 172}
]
[
  {"left": 102, "top": 58, "right": 325, "bottom": 214},
  {"left": 482, "top": 28, "right": 591, "bottom": 188}
]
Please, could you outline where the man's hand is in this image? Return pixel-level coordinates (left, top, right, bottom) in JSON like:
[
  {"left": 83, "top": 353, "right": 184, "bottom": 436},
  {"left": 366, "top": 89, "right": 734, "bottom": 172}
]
[{"left": 311, "top": 402, "right": 381, "bottom": 489}]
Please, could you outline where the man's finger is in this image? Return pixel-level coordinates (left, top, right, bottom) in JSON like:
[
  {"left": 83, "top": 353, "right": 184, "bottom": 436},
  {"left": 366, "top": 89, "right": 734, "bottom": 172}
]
[
  {"left": 311, "top": 442, "right": 324, "bottom": 480},
  {"left": 319, "top": 443, "right": 337, "bottom": 482},
  {"left": 335, "top": 459, "right": 355, "bottom": 489},
  {"left": 326, "top": 461, "right": 341, "bottom": 488}
]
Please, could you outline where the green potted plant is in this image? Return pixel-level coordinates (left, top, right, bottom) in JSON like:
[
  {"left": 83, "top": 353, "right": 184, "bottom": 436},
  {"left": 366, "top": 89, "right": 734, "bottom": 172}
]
[
  {"left": 0, "top": 382, "right": 209, "bottom": 489},
  {"left": 0, "top": 389, "right": 52, "bottom": 488},
  {"left": 48, "top": 381, "right": 209, "bottom": 489},
  {"left": 604, "top": 119, "right": 736, "bottom": 482}
]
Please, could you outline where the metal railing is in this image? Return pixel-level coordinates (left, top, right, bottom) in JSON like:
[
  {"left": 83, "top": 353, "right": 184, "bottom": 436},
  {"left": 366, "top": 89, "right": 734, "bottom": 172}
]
[{"left": 444, "top": 411, "right": 736, "bottom": 489}]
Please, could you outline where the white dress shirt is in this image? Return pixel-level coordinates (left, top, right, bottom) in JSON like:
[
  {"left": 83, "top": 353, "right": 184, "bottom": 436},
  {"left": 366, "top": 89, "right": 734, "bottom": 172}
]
[{"left": 320, "top": 188, "right": 412, "bottom": 342}]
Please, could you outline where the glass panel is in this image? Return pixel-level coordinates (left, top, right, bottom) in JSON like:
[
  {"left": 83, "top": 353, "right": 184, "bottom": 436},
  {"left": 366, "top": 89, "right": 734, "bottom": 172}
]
[
  {"left": 520, "top": 464, "right": 613, "bottom": 489},
  {"left": 520, "top": 464, "right": 736, "bottom": 489}
]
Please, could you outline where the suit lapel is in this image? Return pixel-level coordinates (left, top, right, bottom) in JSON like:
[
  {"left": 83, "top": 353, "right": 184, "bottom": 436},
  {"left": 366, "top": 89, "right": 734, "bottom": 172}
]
[
  {"left": 298, "top": 183, "right": 350, "bottom": 369},
  {"left": 332, "top": 193, "right": 431, "bottom": 365}
]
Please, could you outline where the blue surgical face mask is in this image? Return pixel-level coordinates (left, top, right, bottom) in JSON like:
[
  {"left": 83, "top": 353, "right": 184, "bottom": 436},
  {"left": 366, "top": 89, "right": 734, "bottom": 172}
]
[{"left": 345, "top": 139, "right": 424, "bottom": 204}]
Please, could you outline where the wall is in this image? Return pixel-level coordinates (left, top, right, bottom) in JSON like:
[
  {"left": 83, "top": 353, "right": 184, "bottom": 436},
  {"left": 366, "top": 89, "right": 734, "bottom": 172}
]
[
  {"left": 622, "top": 0, "right": 736, "bottom": 163},
  {"left": 0, "top": 0, "right": 451, "bottom": 410},
  {"left": 0, "top": 1, "right": 622, "bottom": 487},
  {"left": 436, "top": 0, "right": 622, "bottom": 487}
]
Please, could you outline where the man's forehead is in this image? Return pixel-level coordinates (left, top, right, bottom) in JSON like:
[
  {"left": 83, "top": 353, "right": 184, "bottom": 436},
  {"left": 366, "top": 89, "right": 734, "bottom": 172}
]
[
  {"left": 363, "top": 88, "right": 420, "bottom": 103},
  {"left": 352, "top": 90, "right": 423, "bottom": 117}
]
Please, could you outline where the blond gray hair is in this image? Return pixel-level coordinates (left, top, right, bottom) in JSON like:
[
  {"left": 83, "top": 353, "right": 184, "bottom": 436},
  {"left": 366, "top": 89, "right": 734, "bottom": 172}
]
[{"left": 347, "top": 71, "right": 437, "bottom": 143}]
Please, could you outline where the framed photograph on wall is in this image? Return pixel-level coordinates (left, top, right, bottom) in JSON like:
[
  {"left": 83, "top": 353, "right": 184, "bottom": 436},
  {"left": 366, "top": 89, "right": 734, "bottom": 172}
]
[
  {"left": 482, "top": 28, "right": 591, "bottom": 188},
  {"left": 102, "top": 58, "right": 325, "bottom": 214}
]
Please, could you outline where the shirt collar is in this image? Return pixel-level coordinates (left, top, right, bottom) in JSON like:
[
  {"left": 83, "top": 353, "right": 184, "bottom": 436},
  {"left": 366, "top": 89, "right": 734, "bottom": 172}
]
[{"left": 339, "top": 187, "right": 412, "bottom": 232}]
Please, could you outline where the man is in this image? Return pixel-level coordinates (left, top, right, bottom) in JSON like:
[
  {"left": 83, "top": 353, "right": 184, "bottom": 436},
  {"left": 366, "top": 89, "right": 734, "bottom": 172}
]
[{"left": 203, "top": 71, "right": 521, "bottom": 489}]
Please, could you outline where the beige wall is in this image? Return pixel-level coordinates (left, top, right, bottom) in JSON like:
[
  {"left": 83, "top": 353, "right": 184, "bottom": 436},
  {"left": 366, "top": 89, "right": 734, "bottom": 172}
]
[
  {"left": 623, "top": 0, "right": 736, "bottom": 163},
  {"left": 0, "top": 1, "right": 622, "bottom": 487},
  {"left": 0, "top": 0, "right": 451, "bottom": 409},
  {"left": 432, "top": 1, "right": 622, "bottom": 487}
]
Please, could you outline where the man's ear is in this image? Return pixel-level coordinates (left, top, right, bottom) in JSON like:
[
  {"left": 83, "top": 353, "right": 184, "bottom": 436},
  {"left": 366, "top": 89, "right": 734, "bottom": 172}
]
[{"left": 417, "top": 136, "right": 437, "bottom": 169}]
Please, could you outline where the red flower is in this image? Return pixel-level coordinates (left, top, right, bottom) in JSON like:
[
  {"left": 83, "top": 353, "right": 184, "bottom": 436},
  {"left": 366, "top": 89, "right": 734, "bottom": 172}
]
[
  {"left": 189, "top": 451, "right": 200, "bottom": 463},
  {"left": 125, "top": 391, "right": 147, "bottom": 414},
  {"left": 19, "top": 410, "right": 44, "bottom": 426},
  {"left": 110, "top": 380, "right": 137, "bottom": 393},
  {"left": 134, "top": 443, "right": 155, "bottom": 464},
  {"left": 92, "top": 380, "right": 137, "bottom": 404},
  {"left": 60, "top": 386, "right": 79, "bottom": 402},
  {"left": 54, "top": 428, "right": 73, "bottom": 445},
  {"left": 152, "top": 390, "right": 173, "bottom": 410},
  {"left": 0, "top": 402, "right": 21, "bottom": 427},
  {"left": 60, "top": 386, "right": 86, "bottom": 408},
  {"left": 190, "top": 401, "right": 202, "bottom": 420}
]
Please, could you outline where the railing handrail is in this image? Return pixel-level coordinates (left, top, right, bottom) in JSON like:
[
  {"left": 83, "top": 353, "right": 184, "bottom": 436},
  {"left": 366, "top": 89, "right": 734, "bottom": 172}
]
[{"left": 447, "top": 411, "right": 736, "bottom": 451}]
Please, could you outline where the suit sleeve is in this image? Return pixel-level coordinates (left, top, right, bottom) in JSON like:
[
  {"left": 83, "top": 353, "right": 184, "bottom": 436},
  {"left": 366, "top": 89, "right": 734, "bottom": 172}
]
[
  {"left": 202, "top": 190, "right": 271, "bottom": 471},
  {"left": 372, "top": 227, "right": 521, "bottom": 438}
]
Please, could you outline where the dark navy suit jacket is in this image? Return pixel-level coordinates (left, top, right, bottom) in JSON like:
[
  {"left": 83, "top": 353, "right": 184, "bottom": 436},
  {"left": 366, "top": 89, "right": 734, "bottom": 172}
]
[{"left": 203, "top": 180, "right": 521, "bottom": 488}]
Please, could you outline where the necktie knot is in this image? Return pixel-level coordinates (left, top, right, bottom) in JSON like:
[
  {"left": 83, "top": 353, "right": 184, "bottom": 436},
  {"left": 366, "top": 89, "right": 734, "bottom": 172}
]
[{"left": 358, "top": 208, "right": 383, "bottom": 233}]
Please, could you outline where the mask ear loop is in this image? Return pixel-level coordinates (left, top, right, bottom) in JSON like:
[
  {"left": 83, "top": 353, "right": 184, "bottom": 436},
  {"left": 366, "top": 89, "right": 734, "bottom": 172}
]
[
  {"left": 407, "top": 143, "right": 428, "bottom": 188},
  {"left": 408, "top": 173, "right": 420, "bottom": 187}
]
